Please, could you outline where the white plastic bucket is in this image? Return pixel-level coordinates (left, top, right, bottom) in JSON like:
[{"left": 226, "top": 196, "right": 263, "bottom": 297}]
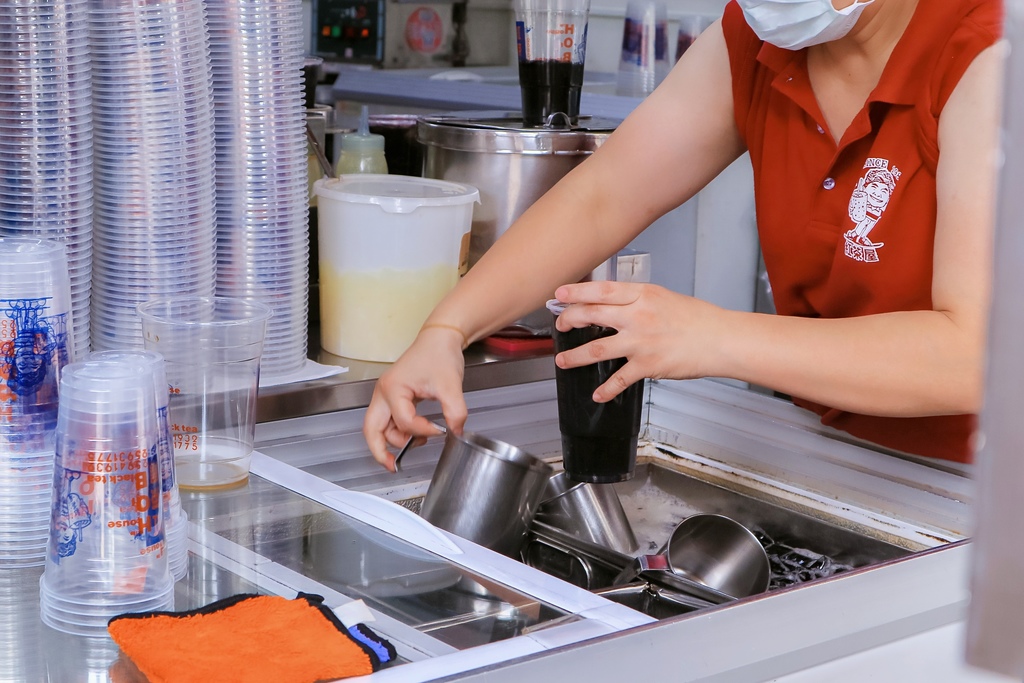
[{"left": 314, "top": 175, "right": 480, "bottom": 362}]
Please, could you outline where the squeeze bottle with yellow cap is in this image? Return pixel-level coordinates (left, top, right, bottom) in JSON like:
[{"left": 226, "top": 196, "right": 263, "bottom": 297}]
[{"left": 336, "top": 106, "right": 388, "bottom": 175}]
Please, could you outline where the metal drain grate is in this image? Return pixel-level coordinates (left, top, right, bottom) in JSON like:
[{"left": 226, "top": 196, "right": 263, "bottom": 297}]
[{"left": 397, "top": 497, "right": 423, "bottom": 515}]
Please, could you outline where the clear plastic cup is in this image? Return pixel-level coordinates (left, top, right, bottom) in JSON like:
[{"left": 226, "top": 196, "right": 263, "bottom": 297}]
[
  {"left": 675, "top": 14, "right": 714, "bottom": 62},
  {"left": 137, "top": 297, "right": 272, "bottom": 489},
  {"left": 39, "top": 360, "right": 173, "bottom": 635},
  {"left": 87, "top": 350, "right": 188, "bottom": 581},
  {"left": 616, "top": 0, "right": 669, "bottom": 97},
  {"left": 514, "top": 0, "right": 591, "bottom": 126},
  {"left": 0, "top": 238, "right": 73, "bottom": 480}
]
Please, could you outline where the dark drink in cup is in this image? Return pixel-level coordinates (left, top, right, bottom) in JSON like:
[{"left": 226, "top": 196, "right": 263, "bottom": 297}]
[
  {"left": 549, "top": 302, "right": 642, "bottom": 483},
  {"left": 519, "top": 59, "right": 584, "bottom": 127},
  {"left": 514, "top": 0, "right": 590, "bottom": 127}
]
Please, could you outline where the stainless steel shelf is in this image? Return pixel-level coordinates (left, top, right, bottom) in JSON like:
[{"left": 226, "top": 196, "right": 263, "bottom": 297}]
[{"left": 256, "top": 341, "right": 556, "bottom": 423}]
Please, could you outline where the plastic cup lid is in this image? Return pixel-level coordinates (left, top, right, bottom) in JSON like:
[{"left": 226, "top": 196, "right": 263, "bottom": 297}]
[{"left": 546, "top": 298, "right": 568, "bottom": 315}]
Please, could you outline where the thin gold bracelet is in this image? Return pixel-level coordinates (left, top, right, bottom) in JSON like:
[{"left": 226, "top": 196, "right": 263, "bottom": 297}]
[{"left": 419, "top": 323, "right": 470, "bottom": 349}]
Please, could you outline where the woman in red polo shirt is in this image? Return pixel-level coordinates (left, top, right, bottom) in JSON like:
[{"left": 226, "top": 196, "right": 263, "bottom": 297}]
[{"left": 364, "top": 0, "right": 1003, "bottom": 466}]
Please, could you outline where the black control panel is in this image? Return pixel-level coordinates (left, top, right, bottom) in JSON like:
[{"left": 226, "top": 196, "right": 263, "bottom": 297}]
[{"left": 313, "top": 0, "right": 385, "bottom": 64}]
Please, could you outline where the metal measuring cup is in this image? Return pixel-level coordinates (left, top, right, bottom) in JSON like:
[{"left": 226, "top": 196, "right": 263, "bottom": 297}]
[{"left": 614, "top": 513, "right": 771, "bottom": 602}]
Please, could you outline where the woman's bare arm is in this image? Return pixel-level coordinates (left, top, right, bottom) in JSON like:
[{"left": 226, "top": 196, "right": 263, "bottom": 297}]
[
  {"left": 555, "top": 43, "right": 1004, "bottom": 417},
  {"left": 423, "top": 20, "right": 746, "bottom": 343},
  {"left": 363, "top": 21, "right": 746, "bottom": 466}
]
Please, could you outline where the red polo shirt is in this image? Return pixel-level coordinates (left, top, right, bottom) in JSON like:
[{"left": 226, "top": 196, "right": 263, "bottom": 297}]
[{"left": 722, "top": 0, "right": 1001, "bottom": 462}]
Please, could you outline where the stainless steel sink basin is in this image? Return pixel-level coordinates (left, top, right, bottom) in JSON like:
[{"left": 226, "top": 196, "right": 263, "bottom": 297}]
[
  {"left": 390, "top": 461, "right": 912, "bottom": 621},
  {"left": 593, "top": 583, "right": 708, "bottom": 620},
  {"left": 521, "top": 463, "right": 911, "bottom": 616},
  {"left": 615, "top": 462, "right": 912, "bottom": 571}
]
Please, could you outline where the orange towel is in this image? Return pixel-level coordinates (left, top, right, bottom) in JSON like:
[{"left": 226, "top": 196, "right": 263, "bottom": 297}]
[{"left": 108, "top": 593, "right": 394, "bottom": 683}]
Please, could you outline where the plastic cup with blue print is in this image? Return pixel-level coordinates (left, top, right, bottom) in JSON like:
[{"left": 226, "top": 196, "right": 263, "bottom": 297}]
[
  {"left": 0, "top": 238, "right": 74, "bottom": 568},
  {"left": 137, "top": 297, "right": 272, "bottom": 490},
  {"left": 515, "top": 0, "right": 591, "bottom": 127},
  {"left": 616, "top": 0, "right": 670, "bottom": 97},
  {"left": 0, "top": 238, "right": 73, "bottom": 454},
  {"left": 39, "top": 360, "right": 174, "bottom": 636},
  {"left": 547, "top": 299, "right": 643, "bottom": 484}
]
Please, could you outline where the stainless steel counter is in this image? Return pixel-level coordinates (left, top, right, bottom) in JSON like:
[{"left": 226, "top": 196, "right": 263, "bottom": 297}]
[
  {"left": 256, "top": 342, "right": 556, "bottom": 423},
  {"left": 9, "top": 470, "right": 591, "bottom": 682},
  {"left": 4, "top": 364, "right": 981, "bottom": 682},
  {"left": 328, "top": 66, "right": 641, "bottom": 122}
]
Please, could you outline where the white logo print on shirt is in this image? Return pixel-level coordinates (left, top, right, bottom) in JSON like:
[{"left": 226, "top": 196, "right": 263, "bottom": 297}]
[{"left": 844, "top": 157, "right": 901, "bottom": 263}]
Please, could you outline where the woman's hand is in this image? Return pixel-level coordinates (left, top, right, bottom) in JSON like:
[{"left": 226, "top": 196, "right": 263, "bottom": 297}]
[
  {"left": 553, "top": 281, "right": 727, "bottom": 402},
  {"left": 362, "top": 326, "right": 468, "bottom": 471}
]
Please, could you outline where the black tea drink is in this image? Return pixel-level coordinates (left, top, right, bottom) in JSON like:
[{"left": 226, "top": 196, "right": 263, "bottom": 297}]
[
  {"left": 550, "top": 306, "right": 642, "bottom": 483},
  {"left": 518, "top": 59, "right": 584, "bottom": 127},
  {"left": 514, "top": 0, "right": 590, "bottom": 127}
]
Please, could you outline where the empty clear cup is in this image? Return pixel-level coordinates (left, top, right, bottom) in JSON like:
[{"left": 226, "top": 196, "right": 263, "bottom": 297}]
[
  {"left": 39, "top": 360, "right": 173, "bottom": 636},
  {"left": 87, "top": 350, "right": 188, "bottom": 581},
  {"left": 137, "top": 297, "right": 272, "bottom": 489},
  {"left": 514, "top": 0, "right": 591, "bottom": 127}
]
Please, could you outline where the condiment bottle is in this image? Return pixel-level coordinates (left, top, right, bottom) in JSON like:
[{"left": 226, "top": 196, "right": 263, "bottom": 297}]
[{"left": 335, "top": 105, "right": 388, "bottom": 175}]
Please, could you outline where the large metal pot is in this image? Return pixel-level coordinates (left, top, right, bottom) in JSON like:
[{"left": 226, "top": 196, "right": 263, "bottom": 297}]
[
  {"left": 418, "top": 112, "right": 616, "bottom": 334},
  {"left": 420, "top": 430, "right": 553, "bottom": 557}
]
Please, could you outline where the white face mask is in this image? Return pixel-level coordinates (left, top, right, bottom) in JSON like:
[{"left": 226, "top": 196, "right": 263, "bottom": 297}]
[{"left": 736, "top": 0, "right": 874, "bottom": 51}]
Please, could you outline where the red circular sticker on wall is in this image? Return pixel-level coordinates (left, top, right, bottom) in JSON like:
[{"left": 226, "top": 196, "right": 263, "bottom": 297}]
[{"left": 405, "top": 7, "right": 444, "bottom": 54}]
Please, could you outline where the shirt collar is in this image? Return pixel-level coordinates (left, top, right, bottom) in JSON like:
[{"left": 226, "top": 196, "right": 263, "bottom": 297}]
[{"left": 754, "top": 0, "right": 934, "bottom": 108}]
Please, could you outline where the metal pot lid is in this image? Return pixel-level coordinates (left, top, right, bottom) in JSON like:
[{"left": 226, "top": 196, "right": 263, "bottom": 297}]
[{"left": 417, "top": 110, "right": 617, "bottom": 155}]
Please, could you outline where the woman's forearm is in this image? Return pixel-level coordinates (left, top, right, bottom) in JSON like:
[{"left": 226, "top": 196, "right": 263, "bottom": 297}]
[
  {"left": 425, "top": 164, "right": 641, "bottom": 343},
  {"left": 710, "top": 308, "right": 984, "bottom": 416},
  {"left": 422, "top": 19, "right": 745, "bottom": 345}
]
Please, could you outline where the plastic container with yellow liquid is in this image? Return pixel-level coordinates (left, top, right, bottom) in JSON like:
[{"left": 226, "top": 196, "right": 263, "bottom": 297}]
[{"left": 313, "top": 175, "right": 479, "bottom": 362}]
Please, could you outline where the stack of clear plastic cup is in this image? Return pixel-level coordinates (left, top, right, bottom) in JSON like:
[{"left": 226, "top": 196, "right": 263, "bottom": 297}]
[
  {"left": 0, "top": 238, "right": 73, "bottom": 567},
  {"left": 0, "top": 0, "right": 93, "bottom": 360},
  {"left": 615, "top": 0, "right": 670, "bottom": 97},
  {"left": 40, "top": 359, "right": 173, "bottom": 636},
  {"left": 0, "top": 568, "right": 46, "bottom": 681},
  {"left": 87, "top": 0, "right": 217, "bottom": 351},
  {"left": 88, "top": 350, "right": 188, "bottom": 581},
  {"left": 206, "top": 0, "right": 309, "bottom": 377}
]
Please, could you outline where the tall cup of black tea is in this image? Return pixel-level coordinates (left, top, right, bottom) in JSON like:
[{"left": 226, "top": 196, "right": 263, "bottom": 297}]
[
  {"left": 547, "top": 299, "right": 642, "bottom": 483},
  {"left": 514, "top": 0, "right": 591, "bottom": 127}
]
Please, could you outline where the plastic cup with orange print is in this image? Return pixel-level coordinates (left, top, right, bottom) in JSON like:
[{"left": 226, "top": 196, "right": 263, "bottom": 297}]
[
  {"left": 137, "top": 297, "right": 272, "bottom": 490},
  {"left": 39, "top": 360, "right": 174, "bottom": 636}
]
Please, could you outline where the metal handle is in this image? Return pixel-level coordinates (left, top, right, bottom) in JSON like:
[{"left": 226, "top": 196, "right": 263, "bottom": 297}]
[
  {"left": 393, "top": 420, "right": 447, "bottom": 473},
  {"left": 613, "top": 554, "right": 670, "bottom": 586},
  {"left": 306, "top": 121, "right": 334, "bottom": 178}
]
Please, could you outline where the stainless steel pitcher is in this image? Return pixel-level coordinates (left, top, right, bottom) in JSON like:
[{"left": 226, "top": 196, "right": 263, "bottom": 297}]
[{"left": 420, "top": 429, "right": 553, "bottom": 557}]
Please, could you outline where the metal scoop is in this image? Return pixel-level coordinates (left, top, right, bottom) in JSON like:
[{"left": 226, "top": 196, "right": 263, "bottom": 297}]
[{"left": 613, "top": 513, "right": 770, "bottom": 603}]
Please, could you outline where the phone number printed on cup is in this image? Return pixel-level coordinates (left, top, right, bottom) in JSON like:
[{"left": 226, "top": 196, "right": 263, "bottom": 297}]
[
  {"left": 172, "top": 423, "right": 200, "bottom": 451},
  {"left": 84, "top": 449, "right": 147, "bottom": 472}
]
